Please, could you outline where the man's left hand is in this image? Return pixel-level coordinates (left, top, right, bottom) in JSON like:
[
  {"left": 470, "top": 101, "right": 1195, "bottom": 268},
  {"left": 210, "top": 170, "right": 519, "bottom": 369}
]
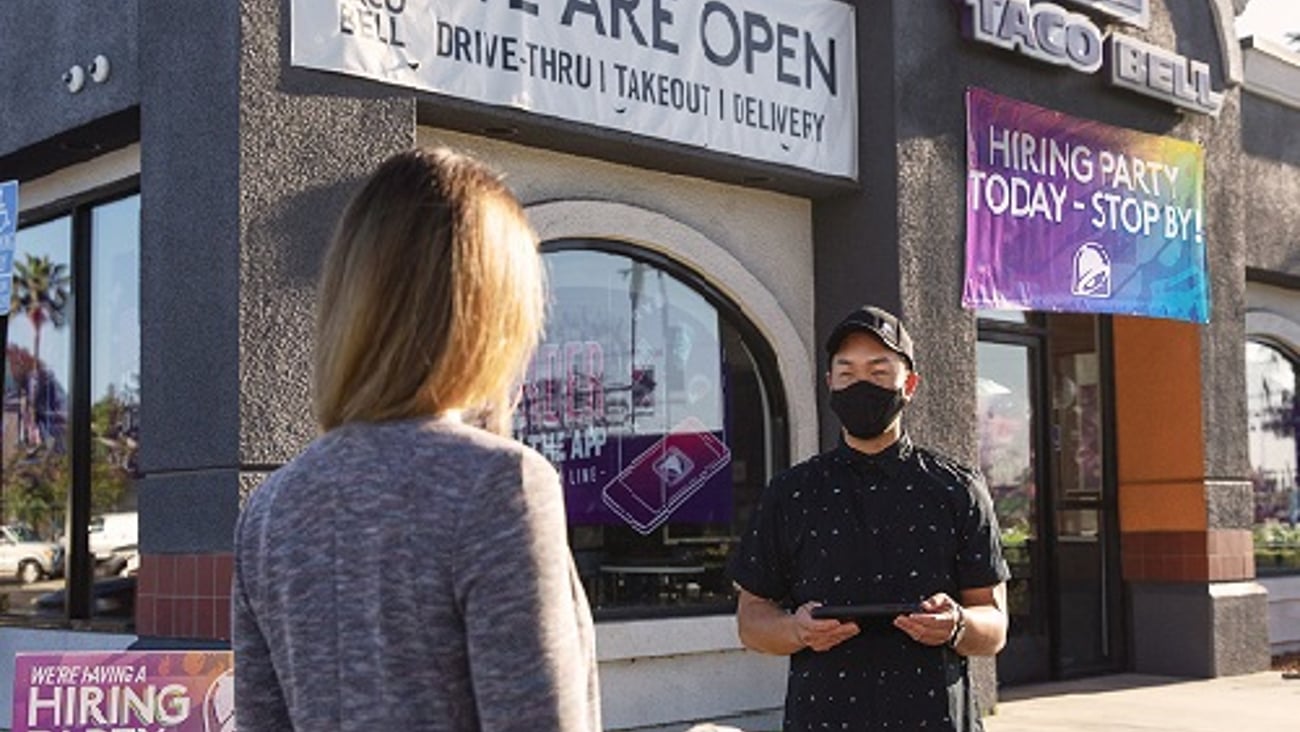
[{"left": 892, "top": 593, "right": 961, "bottom": 646}]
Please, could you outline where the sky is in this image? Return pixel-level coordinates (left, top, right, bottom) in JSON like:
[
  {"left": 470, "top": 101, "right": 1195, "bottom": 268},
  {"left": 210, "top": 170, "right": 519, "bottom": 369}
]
[{"left": 1237, "top": 0, "right": 1300, "bottom": 45}]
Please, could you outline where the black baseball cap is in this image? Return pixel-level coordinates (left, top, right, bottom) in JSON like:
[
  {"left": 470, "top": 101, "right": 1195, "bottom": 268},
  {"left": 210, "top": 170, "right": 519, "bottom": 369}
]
[{"left": 825, "top": 305, "right": 915, "bottom": 370}]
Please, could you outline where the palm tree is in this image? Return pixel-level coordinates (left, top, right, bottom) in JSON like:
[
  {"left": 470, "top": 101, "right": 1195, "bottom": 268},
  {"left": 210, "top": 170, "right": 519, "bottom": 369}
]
[
  {"left": 9, "top": 254, "right": 71, "bottom": 444},
  {"left": 10, "top": 254, "right": 70, "bottom": 368}
]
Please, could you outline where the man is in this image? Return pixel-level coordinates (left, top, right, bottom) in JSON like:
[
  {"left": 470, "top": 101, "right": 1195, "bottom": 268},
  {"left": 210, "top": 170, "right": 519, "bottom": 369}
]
[{"left": 729, "top": 305, "right": 1010, "bottom": 731}]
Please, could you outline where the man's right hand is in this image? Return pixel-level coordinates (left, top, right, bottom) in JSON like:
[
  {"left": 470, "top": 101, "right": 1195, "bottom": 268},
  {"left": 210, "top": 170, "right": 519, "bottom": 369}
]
[
  {"left": 737, "top": 590, "right": 860, "bottom": 655},
  {"left": 793, "top": 602, "right": 860, "bottom": 652}
]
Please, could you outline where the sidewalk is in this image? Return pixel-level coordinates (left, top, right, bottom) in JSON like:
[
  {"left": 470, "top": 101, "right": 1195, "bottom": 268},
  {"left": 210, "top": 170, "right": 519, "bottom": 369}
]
[
  {"left": 662, "top": 671, "right": 1299, "bottom": 732},
  {"left": 984, "top": 671, "right": 1300, "bottom": 731}
]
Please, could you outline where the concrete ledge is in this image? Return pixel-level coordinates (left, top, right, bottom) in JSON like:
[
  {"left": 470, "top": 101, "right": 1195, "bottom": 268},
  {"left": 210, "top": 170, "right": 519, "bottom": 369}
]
[
  {"left": 596, "top": 614, "right": 742, "bottom": 662},
  {"left": 595, "top": 616, "right": 785, "bottom": 730},
  {"left": 1259, "top": 574, "right": 1300, "bottom": 654},
  {"left": 599, "top": 648, "right": 786, "bottom": 730},
  {"left": 1129, "top": 581, "right": 1270, "bottom": 677}
]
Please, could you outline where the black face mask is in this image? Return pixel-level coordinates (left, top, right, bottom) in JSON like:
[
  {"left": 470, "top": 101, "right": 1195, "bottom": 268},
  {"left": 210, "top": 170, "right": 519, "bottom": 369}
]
[{"left": 829, "top": 379, "right": 906, "bottom": 440}]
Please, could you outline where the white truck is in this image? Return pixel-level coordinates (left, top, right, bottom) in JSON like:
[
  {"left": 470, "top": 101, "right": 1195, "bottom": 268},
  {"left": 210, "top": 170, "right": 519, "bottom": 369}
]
[
  {"left": 88, "top": 512, "right": 139, "bottom": 562},
  {"left": 0, "top": 524, "right": 64, "bottom": 584}
]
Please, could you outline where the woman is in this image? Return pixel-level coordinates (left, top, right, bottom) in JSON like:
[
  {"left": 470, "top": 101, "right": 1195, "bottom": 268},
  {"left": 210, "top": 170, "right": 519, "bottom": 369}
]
[{"left": 233, "top": 148, "right": 600, "bottom": 731}]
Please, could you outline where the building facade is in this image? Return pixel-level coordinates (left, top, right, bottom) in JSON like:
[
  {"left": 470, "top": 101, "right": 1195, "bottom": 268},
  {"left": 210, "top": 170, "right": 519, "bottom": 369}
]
[{"left": 0, "top": 0, "right": 1296, "bottom": 728}]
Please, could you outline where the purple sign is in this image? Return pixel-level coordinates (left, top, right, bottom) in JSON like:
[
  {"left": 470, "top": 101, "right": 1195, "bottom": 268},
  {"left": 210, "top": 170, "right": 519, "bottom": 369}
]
[
  {"left": 962, "top": 87, "right": 1209, "bottom": 323},
  {"left": 13, "top": 651, "right": 234, "bottom": 732}
]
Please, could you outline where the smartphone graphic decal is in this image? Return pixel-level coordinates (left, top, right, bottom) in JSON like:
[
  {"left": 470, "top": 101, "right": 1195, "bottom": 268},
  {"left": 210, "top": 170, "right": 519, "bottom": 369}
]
[{"left": 601, "top": 416, "right": 731, "bottom": 534}]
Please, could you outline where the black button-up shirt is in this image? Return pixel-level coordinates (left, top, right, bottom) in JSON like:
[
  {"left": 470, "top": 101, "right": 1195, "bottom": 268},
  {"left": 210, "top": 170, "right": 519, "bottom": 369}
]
[{"left": 729, "top": 434, "right": 1010, "bottom": 731}]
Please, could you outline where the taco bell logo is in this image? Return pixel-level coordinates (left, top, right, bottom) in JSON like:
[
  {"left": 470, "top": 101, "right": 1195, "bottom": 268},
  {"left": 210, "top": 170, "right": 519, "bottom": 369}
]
[
  {"left": 204, "top": 669, "right": 236, "bottom": 732},
  {"left": 1072, "top": 242, "right": 1112, "bottom": 298},
  {"left": 653, "top": 447, "right": 694, "bottom": 486}
]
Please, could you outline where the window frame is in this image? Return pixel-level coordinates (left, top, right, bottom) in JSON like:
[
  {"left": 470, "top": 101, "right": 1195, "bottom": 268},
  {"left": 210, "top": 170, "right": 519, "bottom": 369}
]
[
  {"left": 7, "top": 176, "right": 139, "bottom": 625},
  {"left": 539, "top": 238, "right": 790, "bottom": 620}
]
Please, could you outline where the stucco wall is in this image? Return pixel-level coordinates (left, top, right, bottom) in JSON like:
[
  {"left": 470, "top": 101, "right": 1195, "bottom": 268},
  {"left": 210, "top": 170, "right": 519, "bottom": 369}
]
[
  {"left": 0, "top": 3, "right": 138, "bottom": 156},
  {"left": 1241, "top": 91, "right": 1300, "bottom": 276}
]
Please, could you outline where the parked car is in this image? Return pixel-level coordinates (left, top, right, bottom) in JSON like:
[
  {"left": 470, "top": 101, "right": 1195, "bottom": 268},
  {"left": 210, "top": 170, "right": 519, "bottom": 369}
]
[
  {"left": 33, "top": 575, "right": 136, "bottom": 619},
  {"left": 99, "top": 544, "right": 139, "bottom": 578},
  {"left": 0, "top": 524, "right": 64, "bottom": 584},
  {"left": 88, "top": 512, "right": 138, "bottom": 561}
]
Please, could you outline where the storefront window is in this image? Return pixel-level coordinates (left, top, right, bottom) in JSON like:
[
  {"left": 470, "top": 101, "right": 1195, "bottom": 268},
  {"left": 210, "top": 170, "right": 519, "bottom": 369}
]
[
  {"left": 2, "top": 191, "right": 140, "bottom": 622},
  {"left": 515, "top": 243, "right": 786, "bottom": 618},
  {"left": 1247, "top": 339, "right": 1300, "bottom": 575}
]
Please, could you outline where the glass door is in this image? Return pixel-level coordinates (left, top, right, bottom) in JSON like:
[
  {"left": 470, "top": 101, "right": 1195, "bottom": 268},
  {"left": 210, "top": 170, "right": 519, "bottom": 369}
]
[
  {"left": 976, "top": 336, "right": 1050, "bottom": 684},
  {"left": 978, "top": 313, "right": 1123, "bottom": 683},
  {"left": 1047, "top": 314, "right": 1122, "bottom": 676}
]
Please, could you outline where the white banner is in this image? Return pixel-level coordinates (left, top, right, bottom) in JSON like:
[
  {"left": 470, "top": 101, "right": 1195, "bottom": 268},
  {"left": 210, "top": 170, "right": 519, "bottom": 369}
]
[{"left": 291, "top": 0, "right": 858, "bottom": 179}]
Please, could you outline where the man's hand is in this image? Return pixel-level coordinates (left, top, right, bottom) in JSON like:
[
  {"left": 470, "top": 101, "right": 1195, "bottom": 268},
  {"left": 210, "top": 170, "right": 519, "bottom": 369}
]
[
  {"left": 792, "top": 602, "right": 860, "bottom": 652},
  {"left": 892, "top": 586, "right": 1008, "bottom": 655},
  {"left": 892, "top": 592, "right": 961, "bottom": 646},
  {"left": 736, "top": 590, "right": 859, "bottom": 655}
]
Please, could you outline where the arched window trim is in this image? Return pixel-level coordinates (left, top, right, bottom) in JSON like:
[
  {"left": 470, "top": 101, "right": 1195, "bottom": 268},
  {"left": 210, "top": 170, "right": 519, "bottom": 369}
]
[{"left": 1246, "top": 307, "right": 1300, "bottom": 361}]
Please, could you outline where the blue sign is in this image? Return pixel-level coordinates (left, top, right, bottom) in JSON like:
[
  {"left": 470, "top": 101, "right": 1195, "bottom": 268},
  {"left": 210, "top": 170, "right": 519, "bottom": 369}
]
[{"left": 0, "top": 180, "right": 16, "bottom": 317}]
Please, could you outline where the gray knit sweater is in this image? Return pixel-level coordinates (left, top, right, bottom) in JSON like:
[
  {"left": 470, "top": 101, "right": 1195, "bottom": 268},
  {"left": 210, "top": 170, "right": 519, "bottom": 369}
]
[{"left": 233, "top": 416, "right": 601, "bottom": 731}]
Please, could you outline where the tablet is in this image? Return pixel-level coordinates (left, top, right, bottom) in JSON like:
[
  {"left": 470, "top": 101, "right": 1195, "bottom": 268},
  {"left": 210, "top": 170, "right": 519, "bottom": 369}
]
[{"left": 810, "top": 603, "right": 923, "bottom": 621}]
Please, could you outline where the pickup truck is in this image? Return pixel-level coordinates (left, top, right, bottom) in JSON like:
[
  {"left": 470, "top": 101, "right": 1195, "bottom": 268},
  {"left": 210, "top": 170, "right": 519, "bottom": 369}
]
[{"left": 0, "top": 524, "right": 64, "bottom": 584}]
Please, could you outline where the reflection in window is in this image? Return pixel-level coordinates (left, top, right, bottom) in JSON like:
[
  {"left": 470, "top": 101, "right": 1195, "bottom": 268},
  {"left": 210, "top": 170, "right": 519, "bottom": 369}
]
[
  {"left": 91, "top": 197, "right": 141, "bottom": 523},
  {"left": 976, "top": 342, "right": 1037, "bottom": 632},
  {"left": 2, "top": 192, "right": 140, "bottom": 621},
  {"left": 1247, "top": 340, "right": 1299, "bottom": 575},
  {"left": 514, "top": 246, "right": 785, "bottom": 617},
  {"left": 3, "top": 217, "right": 72, "bottom": 613}
]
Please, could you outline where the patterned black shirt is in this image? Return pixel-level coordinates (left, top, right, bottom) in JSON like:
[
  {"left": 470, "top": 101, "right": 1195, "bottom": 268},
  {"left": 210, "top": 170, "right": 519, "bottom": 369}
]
[{"left": 729, "top": 434, "right": 1010, "bottom": 731}]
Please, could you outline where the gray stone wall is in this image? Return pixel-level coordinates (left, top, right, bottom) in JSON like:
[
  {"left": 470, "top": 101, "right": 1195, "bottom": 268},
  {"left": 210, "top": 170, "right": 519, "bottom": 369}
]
[
  {"left": 811, "top": 1, "right": 903, "bottom": 448},
  {"left": 138, "top": 1, "right": 242, "bottom": 477},
  {"left": 135, "top": 1, "right": 244, "bottom": 554},
  {"left": 139, "top": 0, "right": 414, "bottom": 553},
  {"left": 1241, "top": 93, "right": 1300, "bottom": 277},
  {"left": 237, "top": 0, "right": 414, "bottom": 468},
  {"left": 0, "top": 3, "right": 138, "bottom": 158}
]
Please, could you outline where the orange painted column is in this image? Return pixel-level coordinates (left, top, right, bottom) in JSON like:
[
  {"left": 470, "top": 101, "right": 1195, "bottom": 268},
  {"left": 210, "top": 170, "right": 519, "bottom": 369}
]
[{"left": 1112, "top": 317, "right": 1254, "bottom": 584}]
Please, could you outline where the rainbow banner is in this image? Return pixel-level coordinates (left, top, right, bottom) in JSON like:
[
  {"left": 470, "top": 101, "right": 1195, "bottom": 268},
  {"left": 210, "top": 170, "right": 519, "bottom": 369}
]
[
  {"left": 12, "top": 651, "right": 234, "bottom": 732},
  {"left": 962, "top": 87, "right": 1209, "bottom": 323}
]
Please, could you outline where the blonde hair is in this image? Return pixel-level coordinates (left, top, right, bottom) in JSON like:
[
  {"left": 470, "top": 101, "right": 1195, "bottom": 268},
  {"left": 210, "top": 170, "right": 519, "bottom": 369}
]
[{"left": 313, "top": 147, "right": 545, "bottom": 435}]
